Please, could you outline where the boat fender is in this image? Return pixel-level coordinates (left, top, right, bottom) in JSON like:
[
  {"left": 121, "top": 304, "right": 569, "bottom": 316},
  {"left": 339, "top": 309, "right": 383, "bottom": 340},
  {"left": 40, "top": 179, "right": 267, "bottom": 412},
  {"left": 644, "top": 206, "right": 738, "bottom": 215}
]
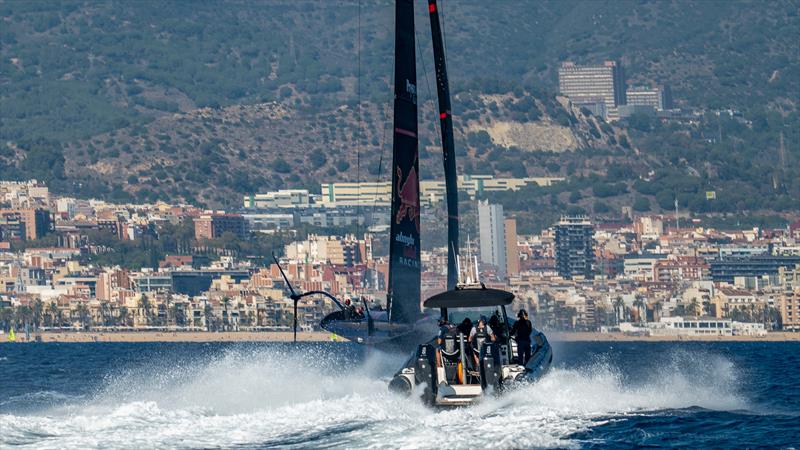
[
  {"left": 480, "top": 342, "right": 502, "bottom": 392},
  {"left": 389, "top": 374, "right": 413, "bottom": 395},
  {"left": 415, "top": 344, "right": 437, "bottom": 404}
]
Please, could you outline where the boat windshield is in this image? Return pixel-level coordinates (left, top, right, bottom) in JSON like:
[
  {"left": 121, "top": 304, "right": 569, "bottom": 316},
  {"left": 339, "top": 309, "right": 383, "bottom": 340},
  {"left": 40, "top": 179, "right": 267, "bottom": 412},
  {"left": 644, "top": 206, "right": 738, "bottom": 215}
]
[{"left": 447, "top": 306, "right": 507, "bottom": 328}]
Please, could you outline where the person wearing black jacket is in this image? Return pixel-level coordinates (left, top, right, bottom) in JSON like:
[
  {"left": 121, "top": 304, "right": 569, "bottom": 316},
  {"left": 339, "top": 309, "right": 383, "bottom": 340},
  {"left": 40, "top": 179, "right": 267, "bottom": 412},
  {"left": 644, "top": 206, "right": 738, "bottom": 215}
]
[{"left": 510, "top": 309, "right": 533, "bottom": 365}]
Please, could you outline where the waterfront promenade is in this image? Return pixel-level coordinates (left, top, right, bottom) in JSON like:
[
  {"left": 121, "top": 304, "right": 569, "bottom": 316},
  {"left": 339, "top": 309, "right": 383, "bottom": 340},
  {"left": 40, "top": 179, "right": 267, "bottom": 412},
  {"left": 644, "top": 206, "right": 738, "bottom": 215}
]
[{"left": 2, "top": 330, "right": 798, "bottom": 343}]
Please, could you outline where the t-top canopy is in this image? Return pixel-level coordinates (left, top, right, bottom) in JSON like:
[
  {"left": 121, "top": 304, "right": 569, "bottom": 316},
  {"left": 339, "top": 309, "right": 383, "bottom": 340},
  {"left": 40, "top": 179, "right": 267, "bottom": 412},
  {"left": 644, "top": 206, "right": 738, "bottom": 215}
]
[{"left": 423, "top": 287, "right": 515, "bottom": 309}]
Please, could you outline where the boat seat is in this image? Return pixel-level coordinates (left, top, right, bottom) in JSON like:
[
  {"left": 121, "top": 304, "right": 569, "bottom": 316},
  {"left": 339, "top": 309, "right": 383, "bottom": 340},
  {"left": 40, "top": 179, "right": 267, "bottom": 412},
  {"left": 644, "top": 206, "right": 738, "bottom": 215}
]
[
  {"left": 441, "top": 333, "right": 460, "bottom": 362},
  {"left": 441, "top": 348, "right": 460, "bottom": 362},
  {"left": 443, "top": 333, "right": 458, "bottom": 352}
]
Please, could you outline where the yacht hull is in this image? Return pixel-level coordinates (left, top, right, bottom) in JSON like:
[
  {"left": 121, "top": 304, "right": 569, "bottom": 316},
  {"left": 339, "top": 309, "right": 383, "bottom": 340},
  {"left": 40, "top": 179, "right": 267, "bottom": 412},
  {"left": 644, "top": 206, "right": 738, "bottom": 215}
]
[{"left": 320, "top": 312, "right": 439, "bottom": 353}]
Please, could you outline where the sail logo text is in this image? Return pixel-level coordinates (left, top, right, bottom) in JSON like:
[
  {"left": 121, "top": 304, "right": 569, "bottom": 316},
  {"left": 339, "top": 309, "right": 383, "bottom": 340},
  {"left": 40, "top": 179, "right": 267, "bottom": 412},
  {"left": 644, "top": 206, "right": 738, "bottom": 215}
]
[
  {"left": 399, "top": 257, "right": 420, "bottom": 268},
  {"left": 395, "top": 232, "right": 415, "bottom": 246}
]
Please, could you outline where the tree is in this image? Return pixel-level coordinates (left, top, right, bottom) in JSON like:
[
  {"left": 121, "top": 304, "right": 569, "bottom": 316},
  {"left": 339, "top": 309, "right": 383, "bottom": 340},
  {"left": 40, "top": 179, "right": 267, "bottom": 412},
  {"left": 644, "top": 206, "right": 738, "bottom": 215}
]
[
  {"left": 271, "top": 158, "right": 292, "bottom": 174},
  {"left": 19, "top": 139, "right": 66, "bottom": 186},
  {"left": 626, "top": 113, "right": 653, "bottom": 132},
  {"left": 100, "top": 302, "right": 112, "bottom": 326},
  {"left": 613, "top": 297, "right": 625, "bottom": 325},
  {"left": 204, "top": 302, "right": 214, "bottom": 331},
  {"left": 14, "top": 305, "right": 33, "bottom": 331},
  {"left": 165, "top": 294, "right": 174, "bottom": 326},
  {"left": 32, "top": 299, "right": 44, "bottom": 331},
  {"left": 593, "top": 200, "right": 611, "bottom": 214},
  {"left": 139, "top": 294, "right": 152, "bottom": 326},
  {"left": 0, "top": 308, "right": 13, "bottom": 332},
  {"left": 222, "top": 297, "right": 232, "bottom": 331},
  {"left": 687, "top": 298, "right": 701, "bottom": 317},
  {"left": 75, "top": 302, "right": 91, "bottom": 330},
  {"left": 118, "top": 306, "right": 131, "bottom": 327},
  {"left": 633, "top": 297, "right": 647, "bottom": 323},
  {"left": 308, "top": 149, "right": 327, "bottom": 169},
  {"left": 633, "top": 196, "right": 651, "bottom": 212},
  {"left": 653, "top": 301, "right": 663, "bottom": 321},
  {"left": 48, "top": 302, "right": 60, "bottom": 328}
]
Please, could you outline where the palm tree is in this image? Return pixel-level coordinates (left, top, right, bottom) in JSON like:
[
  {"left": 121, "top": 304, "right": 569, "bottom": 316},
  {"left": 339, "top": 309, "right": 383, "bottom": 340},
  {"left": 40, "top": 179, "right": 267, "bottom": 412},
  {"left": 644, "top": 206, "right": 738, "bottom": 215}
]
[
  {"left": 204, "top": 302, "right": 214, "bottom": 331},
  {"left": 747, "top": 304, "right": 756, "bottom": 322},
  {"left": 613, "top": 297, "right": 625, "bottom": 325},
  {"left": 75, "top": 303, "right": 91, "bottom": 330},
  {"left": 139, "top": 294, "right": 152, "bottom": 326},
  {"left": 222, "top": 297, "right": 231, "bottom": 331},
  {"left": 653, "top": 301, "right": 663, "bottom": 321},
  {"left": 32, "top": 299, "right": 44, "bottom": 331},
  {"left": 100, "top": 302, "right": 112, "bottom": 326},
  {"left": 633, "top": 297, "right": 647, "bottom": 323},
  {"left": 48, "top": 302, "right": 59, "bottom": 328},
  {"left": 0, "top": 307, "right": 13, "bottom": 332},
  {"left": 165, "top": 294, "right": 174, "bottom": 327},
  {"left": 702, "top": 297, "right": 712, "bottom": 318},
  {"left": 688, "top": 298, "right": 701, "bottom": 317},
  {"left": 15, "top": 305, "right": 33, "bottom": 332},
  {"left": 594, "top": 303, "right": 609, "bottom": 330},
  {"left": 118, "top": 306, "right": 131, "bottom": 327}
]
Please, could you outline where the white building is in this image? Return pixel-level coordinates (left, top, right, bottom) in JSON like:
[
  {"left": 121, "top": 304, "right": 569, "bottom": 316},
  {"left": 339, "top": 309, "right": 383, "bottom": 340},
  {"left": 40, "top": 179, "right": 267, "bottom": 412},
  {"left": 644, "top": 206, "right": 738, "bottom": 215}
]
[
  {"left": 623, "top": 256, "right": 665, "bottom": 281},
  {"left": 478, "top": 200, "right": 507, "bottom": 277},
  {"left": 243, "top": 190, "right": 311, "bottom": 209},
  {"left": 652, "top": 317, "right": 733, "bottom": 336}
]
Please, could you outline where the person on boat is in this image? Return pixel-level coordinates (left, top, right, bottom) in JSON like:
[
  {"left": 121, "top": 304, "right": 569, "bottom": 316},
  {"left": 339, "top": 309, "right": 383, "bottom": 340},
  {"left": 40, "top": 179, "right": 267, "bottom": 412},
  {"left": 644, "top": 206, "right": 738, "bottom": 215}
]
[
  {"left": 468, "top": 317, "right": 495, "bottom": 367},
  {"left": 435, "top": 317, "right": 455, "bottom": 367},
  {"left": 488, "top": 313, "right": 505, "bottom": 343},
  {"left": 456, "top": 317, "right": 472, "bottom": 337},
  {"left": 343, "top": 298, "right": 356, "bottom": 320},
  {"left": 510, "top": 309, "right": 533, "bottom": 365}
]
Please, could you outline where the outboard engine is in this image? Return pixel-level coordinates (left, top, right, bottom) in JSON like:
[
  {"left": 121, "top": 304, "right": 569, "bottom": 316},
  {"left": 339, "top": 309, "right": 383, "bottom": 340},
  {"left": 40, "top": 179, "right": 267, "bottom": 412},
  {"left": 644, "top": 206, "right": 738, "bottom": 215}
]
[
  {"left": 415, "top": 344, "right": 437, "bottom": 405},
  {"left": 479, "top": 342, "right": 502, "bottom": 392}
]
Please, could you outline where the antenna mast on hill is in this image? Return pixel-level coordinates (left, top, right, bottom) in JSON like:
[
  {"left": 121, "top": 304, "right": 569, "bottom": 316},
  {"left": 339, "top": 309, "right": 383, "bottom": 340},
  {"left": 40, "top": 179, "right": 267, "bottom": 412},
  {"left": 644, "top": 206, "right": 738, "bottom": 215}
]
[{"left": 675, "top": 198, "right": 680, "bottom": 233}]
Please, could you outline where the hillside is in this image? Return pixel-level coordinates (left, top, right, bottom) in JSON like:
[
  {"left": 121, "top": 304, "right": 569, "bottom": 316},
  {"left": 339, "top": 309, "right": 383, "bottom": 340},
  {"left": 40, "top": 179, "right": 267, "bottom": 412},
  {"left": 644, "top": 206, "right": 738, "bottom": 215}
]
[{"left": 1, "top": 0, "right": 797, "bottom": 226}]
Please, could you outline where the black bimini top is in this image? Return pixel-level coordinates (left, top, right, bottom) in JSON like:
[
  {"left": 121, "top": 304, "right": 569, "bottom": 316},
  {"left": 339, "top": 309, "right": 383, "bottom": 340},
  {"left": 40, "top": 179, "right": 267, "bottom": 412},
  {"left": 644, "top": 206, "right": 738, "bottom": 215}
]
[{"left": 423, "top": 287, "right": 515, "bottom": 309}]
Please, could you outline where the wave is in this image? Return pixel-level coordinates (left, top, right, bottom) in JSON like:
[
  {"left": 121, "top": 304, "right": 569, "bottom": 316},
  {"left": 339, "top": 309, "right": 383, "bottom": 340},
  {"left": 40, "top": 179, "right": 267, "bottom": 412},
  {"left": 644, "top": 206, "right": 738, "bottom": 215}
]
[{"left": 0, "top": 345, "right": 750, "bottom": 449}]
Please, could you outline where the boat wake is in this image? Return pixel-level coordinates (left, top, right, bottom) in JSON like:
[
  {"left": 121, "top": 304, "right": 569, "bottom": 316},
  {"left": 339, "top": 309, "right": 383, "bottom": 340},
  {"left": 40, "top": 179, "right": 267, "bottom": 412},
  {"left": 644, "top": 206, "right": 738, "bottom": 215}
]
[{"left": 0, "top": 345, "right": 748, "bottom": 449}]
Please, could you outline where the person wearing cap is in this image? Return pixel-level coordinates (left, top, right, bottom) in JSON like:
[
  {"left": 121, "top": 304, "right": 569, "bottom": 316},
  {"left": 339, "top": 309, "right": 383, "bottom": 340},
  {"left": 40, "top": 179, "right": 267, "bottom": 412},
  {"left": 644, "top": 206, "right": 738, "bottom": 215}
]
[
  {"left": 510, "top": 309, "right": 533, "bottom": 365},
  {"left": 343, "top": 298, "right": 353, "bottom": 320}
]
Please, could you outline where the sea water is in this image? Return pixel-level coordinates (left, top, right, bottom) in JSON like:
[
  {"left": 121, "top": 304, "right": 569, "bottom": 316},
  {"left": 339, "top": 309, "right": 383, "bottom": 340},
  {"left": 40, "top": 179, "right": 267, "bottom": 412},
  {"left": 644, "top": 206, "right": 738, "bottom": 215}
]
[{"left": 0, "top": 341, "right": 798, "bottom": 449}]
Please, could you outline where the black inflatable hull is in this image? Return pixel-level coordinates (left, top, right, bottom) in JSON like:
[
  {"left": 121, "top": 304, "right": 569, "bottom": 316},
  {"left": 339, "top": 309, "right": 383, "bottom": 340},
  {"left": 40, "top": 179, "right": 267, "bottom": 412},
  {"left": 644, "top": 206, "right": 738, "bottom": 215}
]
[{"left": 320, "top": 312, "right": 438, "bottom": 353}]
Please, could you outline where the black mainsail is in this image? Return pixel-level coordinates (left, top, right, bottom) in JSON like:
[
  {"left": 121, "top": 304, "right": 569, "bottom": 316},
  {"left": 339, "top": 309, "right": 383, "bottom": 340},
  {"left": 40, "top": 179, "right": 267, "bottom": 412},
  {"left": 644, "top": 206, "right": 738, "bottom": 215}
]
[
  {"left": 427, "top": 0, "right": 459, "bottom": 290},
  {"left": 387, "top": 0, "right": 421, "bottom": 324}
]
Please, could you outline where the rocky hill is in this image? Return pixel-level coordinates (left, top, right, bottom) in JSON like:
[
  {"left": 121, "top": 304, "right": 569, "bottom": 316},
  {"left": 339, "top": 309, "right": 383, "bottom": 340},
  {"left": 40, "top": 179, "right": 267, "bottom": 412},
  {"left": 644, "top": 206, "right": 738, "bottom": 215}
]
[{"left": 54, "top": 89, "right": 632, "bottom": 206}]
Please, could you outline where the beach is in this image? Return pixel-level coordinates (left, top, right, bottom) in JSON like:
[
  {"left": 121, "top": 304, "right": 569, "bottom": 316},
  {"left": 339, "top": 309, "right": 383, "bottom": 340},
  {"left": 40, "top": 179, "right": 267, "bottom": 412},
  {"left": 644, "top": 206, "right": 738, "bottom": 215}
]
[
  {"left": 1, "top": 330, "right": 337, "bottom": 343},
  {"left": 2, "top": 330, "right": 799, "bottom": 343},
  {"left": 547, "top": 331, "right": 800, "bottom": 342}
]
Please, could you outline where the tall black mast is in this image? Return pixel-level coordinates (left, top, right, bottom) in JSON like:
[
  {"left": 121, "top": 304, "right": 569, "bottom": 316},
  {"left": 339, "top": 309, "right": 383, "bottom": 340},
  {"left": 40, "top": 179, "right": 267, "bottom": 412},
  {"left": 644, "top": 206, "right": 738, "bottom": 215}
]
[
  {"left": 428, "top": 0, "right": 459, "bottom": 291},
  {"left": 387, "top": 0, "right": 421, "bottom": 324}
]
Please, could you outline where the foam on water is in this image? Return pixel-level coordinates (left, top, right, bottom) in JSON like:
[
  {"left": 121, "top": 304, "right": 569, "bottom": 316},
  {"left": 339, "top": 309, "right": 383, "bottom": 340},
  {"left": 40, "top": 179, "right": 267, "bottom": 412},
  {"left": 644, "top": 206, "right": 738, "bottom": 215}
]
[{"left": 0, "top": 345, "right": 748, "bottom": 449}]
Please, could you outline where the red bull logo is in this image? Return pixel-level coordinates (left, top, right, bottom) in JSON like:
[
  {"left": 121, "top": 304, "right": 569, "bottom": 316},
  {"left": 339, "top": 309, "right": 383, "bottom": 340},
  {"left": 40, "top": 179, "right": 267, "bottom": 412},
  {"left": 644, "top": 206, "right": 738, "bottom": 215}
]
[{"left": 395, "top": 165, "right": 420, "bottom": 232}]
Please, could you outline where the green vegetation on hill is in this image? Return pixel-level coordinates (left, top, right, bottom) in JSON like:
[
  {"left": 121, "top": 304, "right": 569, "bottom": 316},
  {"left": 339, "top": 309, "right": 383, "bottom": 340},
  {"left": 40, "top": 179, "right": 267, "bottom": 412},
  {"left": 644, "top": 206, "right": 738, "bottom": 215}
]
[{"left": 0, "top": 0, "right": 797, "bottom": 220}]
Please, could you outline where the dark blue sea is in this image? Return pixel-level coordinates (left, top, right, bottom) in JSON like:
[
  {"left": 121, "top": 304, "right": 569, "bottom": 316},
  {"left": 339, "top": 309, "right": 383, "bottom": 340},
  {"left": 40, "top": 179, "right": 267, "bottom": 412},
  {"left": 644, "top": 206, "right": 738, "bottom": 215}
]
[{"left": 1, "top": 341, "right": 799, "bottom": 449}]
